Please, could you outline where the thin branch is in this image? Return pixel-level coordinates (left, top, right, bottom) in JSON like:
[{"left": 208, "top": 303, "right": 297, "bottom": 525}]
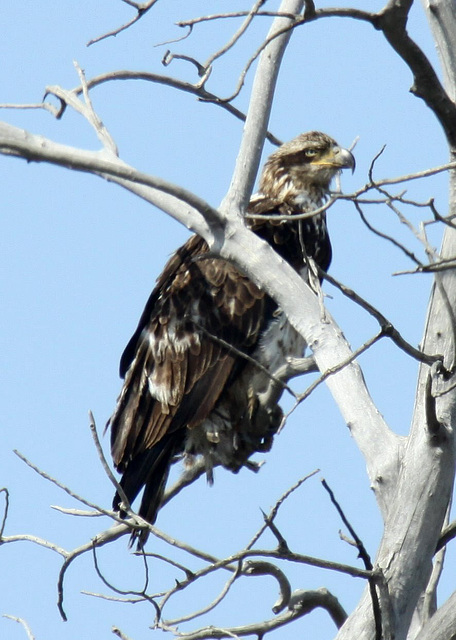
[
  {"left": 141, "top": 538, "right": 370, "bottom": 629},
  {"left": 322, "top": 479, "right": 385, "bottom": 640},
  {"left": 216, "top": 15, "right": 304, "bottom": 103},
  {"left": 12, "top": 449, "right": 124, "bottom": 523},
  {"left": 436, "top": 519, "right": 456, "bottom": 552},
  {"left": 158, "top": 546, "right": 372, "bottom": 582},
  {"left": 261, "top": 509, "right": 290, "bottom": 552},
  {"left": 51, "top": 506, "right": 104, "bottom": 517},
  {"left": 204, "top": 0, "right": 268, "bottom": 69},
  {"left": 0, "top": 488, "right": 10, "bottom": 537},
  {"left": 247, "top": 470, "right": 319, "bottom": 549},
  {"left": 72, "top": 61, "right": 118, "bottom": 155},
  {"left": 356, "top": 201, "right": 423, "bottom": 266},
  {"left": 0, "top": 102, "right": 61, "bottom": 117},
  {"left": 214, "top": 6, "right": 378, "bottom": 104},
  {"left": 164, "top": 588, "right": 347, "bottom": 639},
  {"left": 89, "top": 411, "right": 134, "bottom": 518},
  {"left": 243, "top": 560, "right": 291, "bottom": 613},
  {"left": 57, "top": 523, "right": 131, "bottom": 621},
  {"left": 112, "top": 626, "right": 135, "bottom": 640},
  {"left": 293, "top": 331, "right": 385, "bottom": 407},
  {"left": 83, "top": 591, "right": 145, "bottom": 604},
  {"left": 87, "top": 0, "right": 160, "bottom": 47},
  {"left": 3, "top": 615, "right": 36, "bottom": 640},
  {"left": 69, "top": 70, "right": 281, "bottom": 146},
  {"left": 135, "top": 551, "right": 194, "bottom": 580},
  {"left": 176, "top": 12, "right": 300, "bottom": 28},
  {"left": 91, "top": 544, "right": 160, "bottom": 619},
  {"left": 321, "top": 480, "right": 372, "bottom": 570},
  {"left": 164, "top": 564, "right": 242, "bottom": 626},
  {"left": 385, "top": 198, "right": 438, "bottom": 262},
  {"left": 0, "top": 532, "right": 69, "bottom": 557},
  {"left": 320, "top": 269, "right": 444, "bottom": 368}
]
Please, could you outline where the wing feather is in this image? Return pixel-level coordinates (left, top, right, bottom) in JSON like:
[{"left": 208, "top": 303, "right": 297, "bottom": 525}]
[{"left": 109, "top": 234, "right": 270, "bottom": 474}]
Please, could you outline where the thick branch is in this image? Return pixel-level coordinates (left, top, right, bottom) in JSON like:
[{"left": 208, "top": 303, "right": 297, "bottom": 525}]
[
  {"left": 414, "top": 590, "right": 456, "bottom": 640},
  {"left": 0, "top": 121, "right": 217, "bottom": 241},
  {"left": 220, "top": 0, "right": 305, "bottom": 215},
  {"left": 421, "top": 0, "right": 456, "bottom": 103},
  {"left": 170, "top": 588, "right": 346, "bottom": 639},
  {"left": 376, "top": 2, "right": 456, "bottom": 147}
]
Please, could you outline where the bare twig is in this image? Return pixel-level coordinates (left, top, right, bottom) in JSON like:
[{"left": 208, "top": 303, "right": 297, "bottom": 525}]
[
  {"left": 261, "top": 509, "right": 289, "bottom": 552},
  {"left": 0, "top": 487, "right": 10, "bottom": 537},
  {"left": 321, "top": 480, "right": 372, "bottom": 570},
  {"left": 70, "top": 70, "right": 281, "bottom": 146},
  {"left": 247, "top": 470, "right": 319, "bottom": 549},
  {"left": 320, "top": 269, "right": 444, "bottom": 369},
  {"left": 0, "top": 102, "right": 61, "bottom": 117},
  {"left": 321, "top": 479, "right": 384, "bottom": 640},
  {"left": 356, "top": 201, "right": 423, "bottom": 266},
  {"left": 437, "top": 519, "right": 456, "bottom": 552},
  {"left": 112, "top": 626, "right": 134, "bottom": 640},
  {"left": 12, "top": 449, "right": 124, "bottom": 523},
  {"left": 292, "top": 331, "right": 384, "bottom": 408},
  {"left": 135, "top": 551, "right": 194, "bottom": 580},
  {"left": 164, "top": 563, "right": 242, "bottom": 626},
  {"left": 243, "top": 561, "right": 291, "bottom": 613},
  {"left": 87, "top": 0, "right": 160, "bottom": 47},
  {"left": 91, "top": 544, "right": 160, "bottom": 619},
  {"left": 177, "top": 12, "right": 300, "bottom": 28},
  {"left": 89, "top": 411, "right": 135, "bottom": 520},
  {"left": 51, "top": 506, "right": 104, "bottom": 517},
  {"left": 57, "top": 524, "right": 131, "bottom": 621},
  {"left": 216, "top": 14, "right": 304, "bottom": 103},
  {"left": 204, "top": 0, "right": 269, "bottom": 70},
  {"left": 3, "top": 615, "right": 36, "bottom": 640},
  {"left": 72, "top": 61, "right": 118, "bottom": 155}
]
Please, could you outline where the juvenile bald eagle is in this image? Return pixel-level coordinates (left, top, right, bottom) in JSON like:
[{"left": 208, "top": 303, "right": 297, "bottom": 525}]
[{"left": 108, "top": 131, "right": 354, "bottom": 536}]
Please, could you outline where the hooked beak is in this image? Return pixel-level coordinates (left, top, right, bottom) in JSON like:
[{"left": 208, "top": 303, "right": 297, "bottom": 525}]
[
  {"left": 314, "top": 146, "right": 356, "bottom": 173},
  {"left": 332, "top": 146, "right": 356, "bottom": 173}
]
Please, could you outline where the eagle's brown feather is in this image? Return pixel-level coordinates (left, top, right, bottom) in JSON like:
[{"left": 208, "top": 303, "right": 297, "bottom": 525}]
[{"left": 107, "top": 131, "right": 354, "bottom": 539}]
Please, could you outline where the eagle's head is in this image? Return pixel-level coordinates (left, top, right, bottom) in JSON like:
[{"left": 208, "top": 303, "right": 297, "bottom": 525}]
[{"left": 259, "top": 131, "right": 355, "bottom": 204}]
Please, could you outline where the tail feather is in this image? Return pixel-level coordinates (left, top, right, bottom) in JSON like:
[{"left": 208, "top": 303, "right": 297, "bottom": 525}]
[{"left": 113, "top": 430, "right": 185, "bottom": 545}]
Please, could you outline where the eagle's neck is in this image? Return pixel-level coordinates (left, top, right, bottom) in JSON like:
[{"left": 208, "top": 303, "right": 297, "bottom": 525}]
[
  {"left": 293, "top": 189, "right": 326, "bottom": 212},
  {"left": 262, "top": 176, "right": 329, "bottom": 208}
]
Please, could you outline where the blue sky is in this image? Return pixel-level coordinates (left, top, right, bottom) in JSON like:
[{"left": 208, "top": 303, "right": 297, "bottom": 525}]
[{"left": 1, "top": 2, "right": 453, "bottom": 639}]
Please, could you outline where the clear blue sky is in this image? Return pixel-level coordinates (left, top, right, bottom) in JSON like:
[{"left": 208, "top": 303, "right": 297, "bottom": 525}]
[{"left": 0, "top": 2, "right": 453, "bottom": 639}]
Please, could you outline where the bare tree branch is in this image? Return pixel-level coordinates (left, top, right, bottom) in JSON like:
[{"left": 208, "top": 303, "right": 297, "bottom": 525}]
[
  {"left": 220, "top": 0, "right": 305, "bottom": 215},
  {"left": 87, "top": 0, "right": 160, "bottom": 47},
  {"left": 243, "top": 561, "right": 291, "bottom": 613},
  {"left": 67, "top": 70, "right": 281, "bottom": 146},
  {"left": 3, "top": 615, "right": 36, "bottom": 640},
  {"left": 414, "top": 590, "right": 456, "bottom": 640},
  {"left": 161, "top": 588, "right": 347, "bottom": 640}
]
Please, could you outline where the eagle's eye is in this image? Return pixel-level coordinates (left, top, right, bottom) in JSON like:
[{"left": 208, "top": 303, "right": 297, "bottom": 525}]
[{"left": 304, "top": 148, "right": 319, "bottom": 158}]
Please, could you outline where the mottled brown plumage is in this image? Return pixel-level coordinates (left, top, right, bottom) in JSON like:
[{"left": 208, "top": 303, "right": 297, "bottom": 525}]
[{"left": 108, "top": 132, "right": 354, "bottom": 539}]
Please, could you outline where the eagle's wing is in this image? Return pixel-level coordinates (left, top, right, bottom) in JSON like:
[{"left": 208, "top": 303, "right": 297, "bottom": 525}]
[{"left": 108, "top": 233, "right": 272, "bottom": 522}]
